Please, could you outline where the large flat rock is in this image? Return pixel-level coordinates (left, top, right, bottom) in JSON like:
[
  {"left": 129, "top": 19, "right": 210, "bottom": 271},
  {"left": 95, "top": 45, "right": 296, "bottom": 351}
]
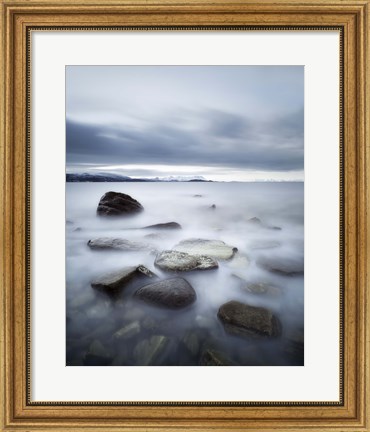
[
  {"left": 218, "top": 300, "right": 282, "bottom": 338},
  {"left": 91, "top": 265, "right": 157, "bottom": 296},
  {"left": 87, "top": 237, "right": 153, "bottom": 251},
  {"left": 135, "top": 277, "right": 196, "bottom": 309},
  {"left": 173, "top": 238, "right": 237, "bottom": 260},
  {"left": 154, "top": 250, "right": 218, "bottom": 272}
]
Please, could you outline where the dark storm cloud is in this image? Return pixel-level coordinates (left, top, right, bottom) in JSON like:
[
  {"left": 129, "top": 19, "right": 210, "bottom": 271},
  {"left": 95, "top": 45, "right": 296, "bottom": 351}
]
[{"left": 66, "top": 106, "right": 303, "bottom": 171}]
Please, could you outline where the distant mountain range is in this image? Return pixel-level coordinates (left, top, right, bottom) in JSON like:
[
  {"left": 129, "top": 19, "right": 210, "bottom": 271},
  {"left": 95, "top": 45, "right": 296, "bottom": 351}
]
[{"left": 66, "top": 172, "right": 211, "bottom": 183}]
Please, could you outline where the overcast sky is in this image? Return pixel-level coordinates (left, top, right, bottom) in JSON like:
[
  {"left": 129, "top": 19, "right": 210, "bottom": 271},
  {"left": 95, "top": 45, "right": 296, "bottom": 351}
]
[{"left": 66, "top": 66, "right": 304, "bottom": 181}]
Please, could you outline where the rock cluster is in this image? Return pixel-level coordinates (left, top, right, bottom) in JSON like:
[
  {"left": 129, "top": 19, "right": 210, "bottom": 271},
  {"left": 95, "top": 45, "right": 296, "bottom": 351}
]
[{"left": 66, "top": 191, "right": 304, "bottom": 367}]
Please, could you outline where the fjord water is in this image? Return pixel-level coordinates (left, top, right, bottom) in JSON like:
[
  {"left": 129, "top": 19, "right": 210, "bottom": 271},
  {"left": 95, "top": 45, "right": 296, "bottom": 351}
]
[{"left": 66, "top": 182, "right": 304, "bottom": 366}]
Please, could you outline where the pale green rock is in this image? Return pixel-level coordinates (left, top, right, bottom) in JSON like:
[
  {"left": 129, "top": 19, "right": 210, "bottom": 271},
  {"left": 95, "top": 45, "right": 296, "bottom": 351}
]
[
  {"left": 134, "top": 335, "right": 169, "bottom": 366},
  {"left": 173, "top": 238, "right": 237, "bottom": 260},
  {"left": 112, "top": 322, "right": 141, "bottom": 340}
]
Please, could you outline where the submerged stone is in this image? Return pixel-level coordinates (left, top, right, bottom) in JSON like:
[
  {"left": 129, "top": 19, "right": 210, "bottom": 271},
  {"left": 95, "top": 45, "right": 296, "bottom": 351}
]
[
  {"left": 232, "top": 274, "right": 281, "bottom": 296},
  {"left": 183, "top": 331, "right": 200, "bottom": 357},
  {"left": 112, "top": 322, "right": 141, "bottom": 340},
  {"left": 257, "top": 255, "right": 304, "bottom": 275},
  {"left": 133, "top": 335, "right": 169, "bottom": 365},
  {"left": 199, "top": 349, "right": 235, "bottom": 366},
  {"left": 218, "top": 300, "right": 282, "bottom": 339},
  {"left": 84, "top": 339, "right": 113, "bottom": 366}
]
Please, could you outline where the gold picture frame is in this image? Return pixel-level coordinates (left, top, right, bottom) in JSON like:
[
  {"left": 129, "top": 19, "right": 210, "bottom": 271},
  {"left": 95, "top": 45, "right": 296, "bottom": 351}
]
[{"left": 1, "top": 0, "right": 369, "bottom": 430}]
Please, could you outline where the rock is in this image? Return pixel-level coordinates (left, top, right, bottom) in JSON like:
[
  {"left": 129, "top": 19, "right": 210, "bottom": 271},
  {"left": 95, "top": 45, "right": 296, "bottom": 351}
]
[
  {"left": 143, "top": 222, "right": 182, "bottom": 230},
  {"left": 199, "top": 349, "right": 235, "bottom": 366},
  {"left": 154, "top": 250, "right": 218, "bottom": 272},
  {"left": 73, "top": 227, "right": 82, "bottom": 232},
  {"left": 247, "top": 217, "right": 281, "bottom": 231},
  {"left": 243, "top": 282, "right": 281, "bottom": 296},
  {"left": 66, "top": 219, "right": 74, "bottom": 225},
  {"left": 97, "top": 191, "right": 143, "bottom": 216},
  {"left": 112, "top": 322, "right": 141, "bottom": 340},
  {"left": 91, "top": 265, "right": 157, "bottom": 296},
  {"left": 193, "top": 194, "right": 202, "bottom": 197},
  {"left": 173, "top": 239, "right": 237, "bottom": 260},
  {"left": 87, "top": 237, "right": 153, "bottom": 251},
  {"left": 247, "top": 217, "right": 262, "bottom": 225},
  {"left": 144, "top": 233, "right": 167, "bottom": 240},
  {"left": 257, "top": 255, "right": 304, "bottom": 275},
  {"left": 133, "top": 335, "right": 169, "bottom": 365},
  {"left": 84, "top": 339, "right": 113, "bottom": 366},
  {"left": 209, "top": 204, "right": 216, "bottom": 209},
  {"left": 135, "top": 277, "right": 196, "bottom": 309},
  {"left": 183, "top": 331, "right": 200, "bottom": 356},
  {"left": 218, "top": 300, "right": 282, "bottom": 338},
  {"left": 232, "top": 274, "right": 281, "bottom": 296}
]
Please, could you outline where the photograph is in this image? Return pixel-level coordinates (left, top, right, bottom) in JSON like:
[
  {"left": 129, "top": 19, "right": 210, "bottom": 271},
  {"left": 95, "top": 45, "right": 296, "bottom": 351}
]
[
  {"left": 65, "top": 65, "right": 305, "bottom": 367},
  {"left": 2, "top": 0, "right": 369, "bottom": 428}
]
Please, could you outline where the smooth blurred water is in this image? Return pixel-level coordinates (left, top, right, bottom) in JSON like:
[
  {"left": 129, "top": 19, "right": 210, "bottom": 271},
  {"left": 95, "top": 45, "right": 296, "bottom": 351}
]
[{"left": 66, "top": 182, "right": 304, "bottom": 366}]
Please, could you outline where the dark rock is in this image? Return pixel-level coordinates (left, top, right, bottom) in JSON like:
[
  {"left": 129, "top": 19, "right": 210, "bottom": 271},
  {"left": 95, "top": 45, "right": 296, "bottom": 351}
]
[
  {"left": 135, "top": 277, "right": 196, "bottom": 309},
  {"left": 218, "top": 300, "right": 282, "bottom": 338},
  {"left": 209, "top": 204, "right": 216, "bottom": 209},
  {"left": 66, "top": 219, "right": 74, "bottom": 225},
  {"left": 154, "top": 250, "right": 218, "bottom": 272},
  {"left": 87, "top": 238, "right": 153, "bottom": 251},
  {"left": 257, "top": 255, "right": 304, "bottom": 275},
  {"left": 193, "top": 194, "right": 203, "bottom": 197},
  {"left": 91, "top": 265, "right": 157, "bottom": 296},
  {"left": 173, "top": 238, "right": 237, "bottom": 260},
  {"left": 97, "top": 191, "right": 143, "bottom": 216},
  {"left": 199, "top": 349, "right": 235, "bottom": 366},
  {"left": 143, "top": 222, "right": 182, "bottom": 230},
  {"left": 73, "top": 227, "right": 82, "bottom": 232}
]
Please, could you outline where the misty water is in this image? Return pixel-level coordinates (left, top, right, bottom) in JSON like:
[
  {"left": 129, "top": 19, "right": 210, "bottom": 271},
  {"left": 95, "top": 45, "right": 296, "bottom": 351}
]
[{"left": 66, "top": 182, "right": 304, "bottom": 366}]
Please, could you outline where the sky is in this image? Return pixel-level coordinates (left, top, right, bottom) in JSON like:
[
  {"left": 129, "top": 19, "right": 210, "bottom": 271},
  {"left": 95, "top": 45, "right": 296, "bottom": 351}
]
[{"left": 66, "top": 66, "right": 304, "bottom": 181}]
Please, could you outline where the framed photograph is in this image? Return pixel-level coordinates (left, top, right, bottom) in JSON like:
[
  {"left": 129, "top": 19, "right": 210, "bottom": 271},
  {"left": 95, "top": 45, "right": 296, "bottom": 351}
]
[{"left": 1, "top": 0, "right": 369, "bottom": 431}]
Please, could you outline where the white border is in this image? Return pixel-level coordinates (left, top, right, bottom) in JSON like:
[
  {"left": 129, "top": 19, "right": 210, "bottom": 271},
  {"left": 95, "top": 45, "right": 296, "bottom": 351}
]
[{"left": 32, "top": 31, "right": 340, "bottom": 402}]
